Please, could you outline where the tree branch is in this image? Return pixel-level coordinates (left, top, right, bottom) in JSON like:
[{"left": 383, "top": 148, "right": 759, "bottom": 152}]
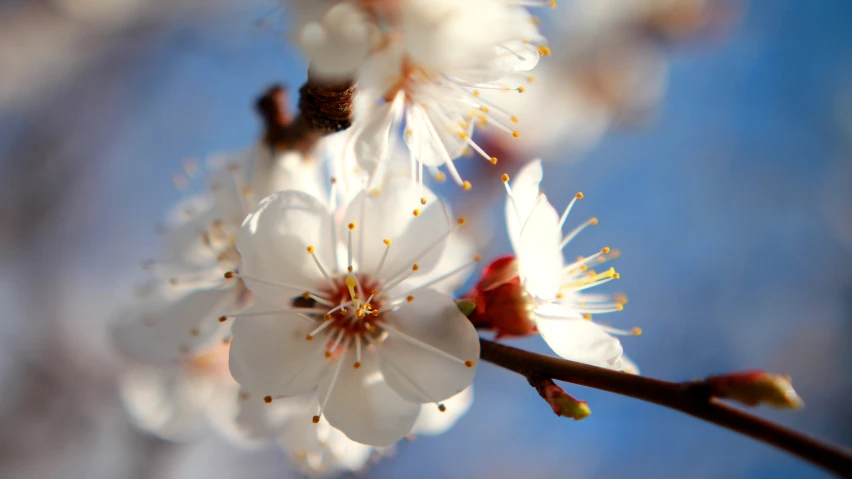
[{"left": 479, "top": 338, "right": 852, "bottom": 477}]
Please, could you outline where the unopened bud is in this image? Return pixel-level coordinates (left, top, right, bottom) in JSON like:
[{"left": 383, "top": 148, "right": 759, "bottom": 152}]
[
  {"left": 706, "top": 371, "right": 804, "bottom": 409},
  {"left": 529, "top": 375, "right": 591, "bottom": 421},
  {"left": 475, "top": 255, "right": 520, "bottom": 292}
]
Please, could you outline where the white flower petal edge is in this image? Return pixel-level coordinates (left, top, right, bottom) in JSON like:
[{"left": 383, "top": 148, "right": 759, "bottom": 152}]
[{"left": 411, "top": 386, "right": 474, "bottom": 436}]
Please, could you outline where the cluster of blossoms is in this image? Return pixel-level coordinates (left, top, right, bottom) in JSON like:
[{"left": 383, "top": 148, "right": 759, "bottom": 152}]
[{"left": 112, "top": 1, "right": 644, "bottom": 476}]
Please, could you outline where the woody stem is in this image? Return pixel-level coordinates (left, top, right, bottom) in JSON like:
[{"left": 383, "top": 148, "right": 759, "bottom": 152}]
[{"left": 479, "top": 338, "right": 852, "bottom": 477}]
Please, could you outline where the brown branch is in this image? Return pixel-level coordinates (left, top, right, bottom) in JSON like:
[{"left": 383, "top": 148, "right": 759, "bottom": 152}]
[
  {"left": 256, "top": 74, "right": 355, "bottom": 155},
  {"left": 479, "top": 338, "right": 852, "bottom": 478}
]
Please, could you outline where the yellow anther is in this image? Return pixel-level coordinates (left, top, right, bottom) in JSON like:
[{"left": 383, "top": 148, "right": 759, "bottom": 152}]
[
  {"left": 324, "top": 351, "right": 332, "bottom": 358},
  {"left": 614, "top": 293, "right": 628, "bottom": 305},
  {"left": 306, "top": 334, "right": 313, "bottom": 341},
  {"left": 616, "top": 303, "right": 625, "bottom": 311},
  {"left": 406, "top": 295, "right": 414, "bottom": 302},
  {"left": 490, "top": 157, "right": 498, "bottom": 164},
  {"left": 580, "top": 264, "right": 589, "bottom": 272},
  {"left": 511, "top": 115, "right": 518, "bottom": 123},
  {"left": 383, "top": 239, "right": 391, "bottom": 246},
  {"left": 589, "top": 217, "right": 599, "bottom": 225},
  {"left": 224, "top": 271, "right": 234, "bottom": 279},
  {"left": 264, "top": 396, "right": 273, "bottom": 404},
  {"left": 356, "top": 309, "right": 365, "bottom": 318},
  {"left": 631, "top": 327, "right": 643, "bottom": 336},
  {"left": 582, "top": 313, "right": 592, "bottom": 320},
  {"left": 457, "top": 217, "right": 467, "bottom": 226},
  {"left": 353, "top": 362, "right": 361, "bottom": 369},
  {"left": 312, "top": 416, "right": 320, "bottom": 424},
  {"left": 464, "top": 360, "right": 474, "bottom": 368},
  {"left": 302, "top": 292, "right": 311, "bottom": 299},
  {"left": 480, "top": 106, "right": 490, "bottom": 113},
  {"left": 512, "top": 131, "right": 520, "bottom": 138},
  {"left": 370, "top": 188, "right": 382, "bottom": 196},
  {"left": 435, "top": 172, "right": 447, "bottom": 182},
  {"left": 501, "top": 173, "right": 510, "bottom": 182},
  {"left": 412, "top": 264, "right": 419, "bottom": 271},
  {"left": 348, "top": 222, "right": 356, "bottom": 230},
  {"left": 601, "top": 247, "right": 611, "bottom": 254},
  {"left": 420, "top": 197, "right": 427, "bottom": 205},
  {"left": 472, "top": 90, "right": 480, "bottom": 97},
  {"left": 538, "top": 45, "right": 551, "bottom": 56},
  {"left": 462, "top": 181, "right": 472, "bottom": 190},
  {"left": 527, "top": 75, "right": 536, "bottom": 82},
  {"left": 549, "top": 0, "right": 557, "bottom": 7},
  {"left": 413, "top": 209, "right": 421, "bottom": 216},
  {"left": 576, "top": 192, "right": 584, "bottom": 199},
  {"left": 613, "top": 272, "right": 621, "bottom": 279},
  {"left": 518, "top": 86, "right": 526, "bottom": 93},
  {"left": 307, "top": 245, "right": 315, "bottom": 253}
]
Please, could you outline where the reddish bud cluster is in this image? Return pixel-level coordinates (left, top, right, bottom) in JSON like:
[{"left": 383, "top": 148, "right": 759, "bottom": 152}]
[{"left": 463, "top": 255, "right": 537, "bottom": 339}]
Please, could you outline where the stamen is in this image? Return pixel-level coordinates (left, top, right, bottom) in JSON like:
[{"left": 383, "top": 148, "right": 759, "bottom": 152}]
[
  {"left": 226, "top": 272, "right": 328, "bottom": 300},
  {"left": 315, "top": 344, "right": 348, "bottom": 424},
  {"left": 411, "top": 253, "right": 482, "bottom": 292},
  {"left": 307, "top": 246, "right": 337, "bottom": 290},
  {"left": 375, "top": 239, "right": 392, "bottom": 278},
  {"left": 306, "top": 318, "right": 335, "bottom": 340},
  {"left": 558, "top": 192, "right": 584, "bottom": 230},
  {"left": 374, "top": 321, "right": 471, "bottom": 367},
  {"left": 354, "top": 334, "right": 362, "bottom": 369},
  {"left": 561, "top": 217, "right": 599, "bottom": 249}
]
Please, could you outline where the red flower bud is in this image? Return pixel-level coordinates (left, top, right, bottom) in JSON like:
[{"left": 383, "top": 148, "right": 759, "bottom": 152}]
[{"left": 464, "top": 255, "right": 537, "bottom": 338}]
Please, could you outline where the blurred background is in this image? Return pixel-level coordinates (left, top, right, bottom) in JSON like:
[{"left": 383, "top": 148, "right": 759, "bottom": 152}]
[{"left": 0, "top": 0, "right": 850, "bottom": 478}]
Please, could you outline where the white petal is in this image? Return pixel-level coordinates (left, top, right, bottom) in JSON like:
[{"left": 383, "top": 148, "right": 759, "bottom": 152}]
[
  {"left": 411, "top": 386, "right": 473, "bottom": 436},
  {"left": 118, "top": 365, "right": 216, "bottom": 442},
  {"left": 208, "top": 391, "right": 307, "bottom": 446},
  {"left": 319, "top": 352, "right": 420, "bottom": 447},
  {"left": 379, "top": 289, "right": 479, "bottom": 404},
  {"left": 112, "top": 287, "right": 236, "bottom": 363},
  {"left": 343, "top": 178, "right": 449, "bottom": 280},
  {"left": 236, "top": 190, "right": 335, "bottom": 304},
  {"left": 505, "top": 159, "right": 543, "bottom": 244},
  {"left": 229, "top": 312, "right": 329, "bottom": 398},
  {"left": 535, "top": 315, "right": 624, "bottom": 369},
  {"left": 516, "top": 194, "right": 563, "bottom": 300}
]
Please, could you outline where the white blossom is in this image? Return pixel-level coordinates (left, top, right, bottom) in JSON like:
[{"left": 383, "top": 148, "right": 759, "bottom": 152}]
[
  {"left": 227, "top": 178, "right": 481, "bottom": 446},
  {"left": 502, "top": 160, "right": 639, "bottom": 370}
]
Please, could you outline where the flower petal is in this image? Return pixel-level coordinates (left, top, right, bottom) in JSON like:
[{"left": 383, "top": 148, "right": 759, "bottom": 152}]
[
  {"left": 379, "top": 288, "right": 479, "bottom": 404},
  {"left": 516, "top": 195, "right": 563, "bottom": 300},
  {"left": 319, "top": 352, "right": 420, "bottom": 447},
  {"left": 237, "top": 190, "right": 335, "bottom": 304},
  {"left": 535, "top": 315, "right": 624, "bottom": 369},
  {"left": 343, "top": 178, "right": 449, "bottom": 281},
  {"left": 229, "top": 311, "right": 329, "bottom": 398}
]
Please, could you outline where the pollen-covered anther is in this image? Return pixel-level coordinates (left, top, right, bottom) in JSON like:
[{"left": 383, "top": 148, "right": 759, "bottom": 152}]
[
  {"left": 512, "top": 131, "right": 520, "bottom": 138},
  {"left": 406, "top": 295, "right": 414, "bottom": 302},
  {"left": 413, "top": 209, "right": 421, "bottom": 217},
  {"left": 353, "top": 361, "right": 361, "bottom": 369},
  {"left": 263, "top": 396, "right": 273, "bottom": 404},
  {"left": 518, "top": 86, "right": 526, "bottom": 93},
  {"left": 575, "top": 192, "right": 584, "bottom": 199},
  {"left": 348, "top": 222, "right": 356, "bottom": 230},
  {"left": 307, "top": 245, "right": 315, "bottom": 254},
  {"left": 438, "top": 404, "right": 447, "bottom": 412},
  {"left": 582, "top": 313, "right": 592, "bottom": 320},
  {"left": 412, "top": 264, "right": 419, "bottom": 271},
  {"left": 538, "top": 45, "right": 552, "bottom": 56},
  {"left": 631, "top": 327, "right": 643, "bottom": 336},
  {"left": 383, "top": 239, "right": 391, "bottom": 246},
  {"left": 306, "top": 334, "right": 314, "bottom": 341},
  {"left": 223, "top": 271, "right": 234, "bottom": 279},
  {"left": 490, "top": 157, "right": 498, "bottom": 164},
  {"left": 324, "top": 351, "right": 332, "bottom": 358},
  {"left": 312, "top": 416, "right": 320, "bottom": 424},
  {"left": 462, "top": 181, "right": 472, "bottom": 190},
  {"left": 501, "top": 173, "right": 510, "bottom": 183},
  {"left": 435, "top": 172, "right": 447, "bottom": 182},
  {"left": 218, "top": 315, "right": 228, "bottom": 323},
  {"left": 456, "top": 217, "right": 467, "bottom": 226},
  {"left": 601, "top": 247, "right": 611, "bottom": 254},
  {"left": 420, "top": 197, "right": 427, "bottom": 205},
  {"left": 464, "top": 360, "right": 474, "bottom": 368},
  {"left": 589, "top": 217, "right": 599, "bottom": 226}
]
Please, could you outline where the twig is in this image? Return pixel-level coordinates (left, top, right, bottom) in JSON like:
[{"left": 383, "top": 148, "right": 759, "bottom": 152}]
[
  {"left": 479, "top": 338, "right": 852, "bottom": 477},
  {"left": 256, "top": 75, "right": 355, "bottom": 155}
]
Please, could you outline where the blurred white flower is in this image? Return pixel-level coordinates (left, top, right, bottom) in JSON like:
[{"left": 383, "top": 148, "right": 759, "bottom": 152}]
[
  {"left": 500, "top": 160, "right": 639, "bottom": 370},
  {"left": 227, "top": 178, "right": 481, "bottom": 446}
]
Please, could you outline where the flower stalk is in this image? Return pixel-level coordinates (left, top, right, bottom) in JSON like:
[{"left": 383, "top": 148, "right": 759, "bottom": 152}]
[{"left": 479, "top": 338, "right": 852, "bottom": 477}]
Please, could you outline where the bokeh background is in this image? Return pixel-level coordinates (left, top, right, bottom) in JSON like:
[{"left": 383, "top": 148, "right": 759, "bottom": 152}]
[{"left": 1, "top": 0, "right": 850, "bottom": 478}]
